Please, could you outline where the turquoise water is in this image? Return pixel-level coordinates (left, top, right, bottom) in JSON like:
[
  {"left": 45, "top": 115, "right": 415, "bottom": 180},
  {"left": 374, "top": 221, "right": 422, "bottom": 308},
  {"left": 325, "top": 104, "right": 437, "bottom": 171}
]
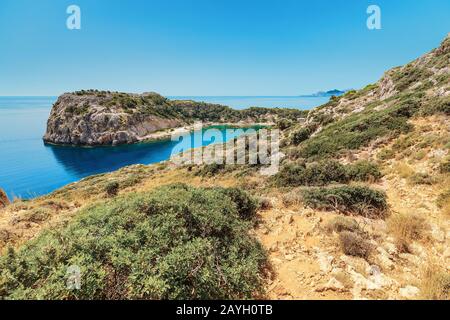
[{"left": 0, "top": 96, "right": 327, "bottom": 199}]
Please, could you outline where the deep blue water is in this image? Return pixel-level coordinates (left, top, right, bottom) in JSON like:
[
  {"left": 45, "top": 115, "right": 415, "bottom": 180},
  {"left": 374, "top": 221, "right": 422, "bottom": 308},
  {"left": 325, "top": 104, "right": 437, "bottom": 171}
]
[{"left": 0, "top": 96, "right": 327, "bottom": 199}]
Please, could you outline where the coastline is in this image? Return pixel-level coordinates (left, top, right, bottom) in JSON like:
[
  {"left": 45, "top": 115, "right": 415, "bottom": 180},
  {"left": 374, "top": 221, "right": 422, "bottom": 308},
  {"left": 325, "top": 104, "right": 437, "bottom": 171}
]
[{"left": 43, "top": 121, "right": 273, "bottom": 148}]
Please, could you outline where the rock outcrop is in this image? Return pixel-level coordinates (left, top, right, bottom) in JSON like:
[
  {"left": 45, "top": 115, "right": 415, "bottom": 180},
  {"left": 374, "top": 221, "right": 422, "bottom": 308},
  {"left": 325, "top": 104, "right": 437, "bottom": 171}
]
[
  {"left": 0, "top": 188, "right": 10, "bottom": 208},
  {"left": 43, "top": 91, "right": 306, "bottom": 146},
  {"left": 43, "top": 92, "right": 185, "bottom": 146}
]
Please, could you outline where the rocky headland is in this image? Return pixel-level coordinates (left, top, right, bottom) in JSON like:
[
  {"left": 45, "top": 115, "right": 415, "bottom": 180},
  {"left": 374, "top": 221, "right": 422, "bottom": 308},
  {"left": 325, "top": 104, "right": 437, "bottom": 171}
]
[{"left": 43, "top": 92, "right": 307, "bottom": 146}]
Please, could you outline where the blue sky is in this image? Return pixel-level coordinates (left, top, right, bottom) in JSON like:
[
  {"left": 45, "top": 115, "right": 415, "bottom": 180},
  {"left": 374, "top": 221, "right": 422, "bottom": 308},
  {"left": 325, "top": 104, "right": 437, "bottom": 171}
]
[{"left": 0, "top": 0, "right": 449, "bottom": 96}]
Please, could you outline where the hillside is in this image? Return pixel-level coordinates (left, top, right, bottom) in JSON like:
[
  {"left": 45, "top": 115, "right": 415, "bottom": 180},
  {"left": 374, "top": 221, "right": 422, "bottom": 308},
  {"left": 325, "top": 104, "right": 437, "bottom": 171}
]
[
  {"left": 1, "top": 34, "right": 449, "bottom": 300},
  {"left": 43, "top": 91, "right": 306, "bottom": 146}
]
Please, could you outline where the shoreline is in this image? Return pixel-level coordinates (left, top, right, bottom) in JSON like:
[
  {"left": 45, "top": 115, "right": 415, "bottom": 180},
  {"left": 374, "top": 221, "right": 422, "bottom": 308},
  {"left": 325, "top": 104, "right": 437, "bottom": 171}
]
[{"left": 43, "top": 122, "right": 273, "bottom": 148}]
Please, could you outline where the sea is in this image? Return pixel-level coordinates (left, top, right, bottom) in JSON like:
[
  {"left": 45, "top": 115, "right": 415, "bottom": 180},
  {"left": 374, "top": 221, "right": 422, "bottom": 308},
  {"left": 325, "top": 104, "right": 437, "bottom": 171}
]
[{"left": 0, "top": 96, "right": 329, "bottom": 199}]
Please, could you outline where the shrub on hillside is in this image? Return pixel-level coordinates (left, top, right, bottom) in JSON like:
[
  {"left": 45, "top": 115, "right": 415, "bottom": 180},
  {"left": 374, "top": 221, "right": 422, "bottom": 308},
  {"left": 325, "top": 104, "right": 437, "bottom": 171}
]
[
  {"left": 345, "top": 160, "right": 383, "bottom": 182},
  {"left": 297, "top": 100, "right": 416, "bottom": 160},
  {"left": 339, "top": 231, "right": 373, "bottom": 259},
  {"left": 290, "top": 127, "right": 313, "bottom": 145},
  {"left": 0, "top": 184, "right": 267, "bottom": 299},
  {"left": 439, "top": 158, "right": 450, "bottom": 174},
  {"left": 104, "top": 181, "right": 119, "bottom": 197},
  {"left": 212, "top": 187, "right": 258, "bottom": 221},
  {"left": 274, "top": 160, "right": 382, "bottom": 187},
  {"left": 326, "top": 216, "right": 361, "bottom": 234},
  {"left": 274, "top": 160, "right": 348, "bottom": 187},
  {"left": 302, "top": 186, "right": 388, "bottom": 218},
  {"left": 196, "top": 163, "right": 226, "bottom": 177}
]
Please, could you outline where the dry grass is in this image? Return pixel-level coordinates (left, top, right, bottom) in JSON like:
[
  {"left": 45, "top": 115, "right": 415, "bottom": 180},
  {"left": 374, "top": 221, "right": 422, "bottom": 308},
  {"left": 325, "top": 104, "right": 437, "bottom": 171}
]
[
  {"left": 281, "top": 190, "right": 303, "bottom": 208},
  {"left": 421, "top": 262, "right": 450, "bottom": 300},
  {"left": 339, "top": 231, "right": 373, "bottom": 260},
  {"left": 394, "top": 162, "right": 415, "bottom": 179},
  {"left": 387, "top": 212, "right": 428, "bottom": 252},
  {"left": 325, "top": 216, "right": 361, "bottom": 234},
  {"left": 441, "top": 200, "right": 450, "bottom": 216}
]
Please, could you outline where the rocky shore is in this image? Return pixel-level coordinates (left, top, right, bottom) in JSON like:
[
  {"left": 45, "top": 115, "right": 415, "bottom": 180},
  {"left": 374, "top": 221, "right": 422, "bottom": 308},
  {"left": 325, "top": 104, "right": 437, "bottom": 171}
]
[{"left": 43, "top": 91, "right": 305, "bottom": 146}]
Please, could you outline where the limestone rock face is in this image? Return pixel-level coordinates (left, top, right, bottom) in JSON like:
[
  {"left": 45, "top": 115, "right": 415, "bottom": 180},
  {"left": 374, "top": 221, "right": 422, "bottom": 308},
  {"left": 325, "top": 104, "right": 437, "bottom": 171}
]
[
  {"left": 43, "top": 91, "right": 299, "bottom": 146},
  {"left": 43, "top": 92, "right": 184, "bottom": 146},
  {"left": 0, "top": 188, "right": 10, "bottom": 208}
]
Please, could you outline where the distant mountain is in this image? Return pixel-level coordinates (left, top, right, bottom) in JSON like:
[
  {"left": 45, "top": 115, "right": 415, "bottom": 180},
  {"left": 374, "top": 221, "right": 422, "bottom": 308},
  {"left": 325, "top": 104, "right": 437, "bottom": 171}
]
[{"left": 300, "top": 89, "right": 348, "bottom": 97}]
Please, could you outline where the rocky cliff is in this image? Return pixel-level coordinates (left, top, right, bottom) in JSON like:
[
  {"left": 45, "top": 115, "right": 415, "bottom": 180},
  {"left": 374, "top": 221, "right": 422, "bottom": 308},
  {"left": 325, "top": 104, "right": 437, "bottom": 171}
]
[
  {"left": 0, "top": 189, "right": 9, "bottom": 209},
  {"left": 43, "top": 91, "right": 307, "bottom": 146},
  {"left": 43, "top": 92, "right": 186, "bottom": 146}
]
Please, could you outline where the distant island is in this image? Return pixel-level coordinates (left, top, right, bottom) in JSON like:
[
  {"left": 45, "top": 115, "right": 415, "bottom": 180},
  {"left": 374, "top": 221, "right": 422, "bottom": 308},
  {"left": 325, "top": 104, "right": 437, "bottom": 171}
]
[{"left": 300, "top": 89, "right": 348, "bottom": 97}]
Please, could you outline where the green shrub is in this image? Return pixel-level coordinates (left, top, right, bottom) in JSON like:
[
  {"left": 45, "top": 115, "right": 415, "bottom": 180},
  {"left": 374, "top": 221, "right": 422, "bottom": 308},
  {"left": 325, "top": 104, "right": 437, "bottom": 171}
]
[
  {"left": 290, "top": 127, "right": 312, "bottom": 145},
  {"left": 0, "top": 184, "right": 267, "bottom": 299},
  {"left": 408, "top": 172, "right": 436, "bottom": 185},
  {"left": 276, "top": 119, "right": 293, "bottom": 130},
  {"left": 104, "top": 181, "right": 119, "bottom": 197},
  {"left": 421, "top": 96, "right": 450, "bottom": 116},
  {"left": 392, "top": 64, "right": 433, "bottom": 91},
  {"left": 274, "top": 160, "right": 381, "bottom": 187},
  {"left": 274, "top": 160, "right": 348, "bottom": 187},
  {"left": 302, "top": 186, "right": 388, "bottom": 218},
  {"left": 196, "top": 163, "right": 226, "bottom": 177},
  {"left": 297, "top": 99, "right": 416, "bottom": 160},
  {"left": 346, "top": 160, "right": 383, "bottom": 182},
  {"left": 439, "top": 158, "right": 450, "bottom": 174},
  {"left": 212, "top": 187, "right": 258, "bottom": 221}
]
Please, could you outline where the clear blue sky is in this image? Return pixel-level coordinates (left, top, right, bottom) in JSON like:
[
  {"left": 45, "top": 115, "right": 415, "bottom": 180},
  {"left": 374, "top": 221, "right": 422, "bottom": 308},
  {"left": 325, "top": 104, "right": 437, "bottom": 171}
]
[{"left": 0, "top": 0, "right": 449, "bottom": 96}]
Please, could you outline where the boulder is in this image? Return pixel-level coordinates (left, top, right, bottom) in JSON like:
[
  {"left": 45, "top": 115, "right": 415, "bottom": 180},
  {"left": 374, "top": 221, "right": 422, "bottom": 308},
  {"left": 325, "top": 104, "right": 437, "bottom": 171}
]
[{"left": 399, "top": 286, "right": 420, "bottom": 299}]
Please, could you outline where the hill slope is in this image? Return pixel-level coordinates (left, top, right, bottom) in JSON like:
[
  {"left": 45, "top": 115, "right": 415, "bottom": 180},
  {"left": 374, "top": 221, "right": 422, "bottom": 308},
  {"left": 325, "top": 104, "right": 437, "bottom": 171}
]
[{"left": 1, "top": 34, "right": 449, "bottom": 300}]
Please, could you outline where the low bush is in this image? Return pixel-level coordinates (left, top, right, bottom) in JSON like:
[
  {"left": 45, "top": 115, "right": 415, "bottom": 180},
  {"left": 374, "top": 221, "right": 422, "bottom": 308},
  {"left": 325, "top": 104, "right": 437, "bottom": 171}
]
[
  {"left": 346, "top": 160, "right": 383, "bottom": 182},
  {"left": 257, "top": 197, "right": 273, "bottom": 211},
  {"left": 326, "top": 216, "right": 361, "bottom": 234},
  {"left": 104, "top": 181, "right": 119, "bottom": 197},
  {"left": 408, "top": 172, "right": 436, "bottom": 185},
  {"left": 339, "top": 231, "right": 373, "bottom": 259},
  {"left": 439, "top": 158, "right": 450, "bottom": 174},
  {"left": 274, "top": 160, "right": 348, "bottom": 187},
  {"left": 290, "top": 127, "right": 313, "bottom": 145},
  {"left": 274, "top": 160, "right": 382, "bottom": 187},
  {"left": 281, "top": 191, "right": 303, "bottom": 208},
  {"left": 297, "top": 99, "right": 417, "bottom": 160},
  {"left": 23, "top": 208, "right": 51, "bottom": 223},
  {"left": 196, "top": 163, "right": 226, "bottom": 177},
  {"left": 421, "top": 96, "right": 450, "bottom": 116},
  {"left": 213, "top": 187, "right": 258, "bottom": 221},
  {"left": 302, "top": 186, "right": 388, "bottom": 218},
  {"left": 0, "top": 184, "right": 267, "bottom": 299}
]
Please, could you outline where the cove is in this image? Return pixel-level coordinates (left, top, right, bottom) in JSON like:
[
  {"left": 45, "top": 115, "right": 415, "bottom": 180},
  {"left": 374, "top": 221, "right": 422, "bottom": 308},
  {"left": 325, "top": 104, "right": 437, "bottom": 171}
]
[{"left": 0, "top": 96, "right": 321, "bottom": 199}]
